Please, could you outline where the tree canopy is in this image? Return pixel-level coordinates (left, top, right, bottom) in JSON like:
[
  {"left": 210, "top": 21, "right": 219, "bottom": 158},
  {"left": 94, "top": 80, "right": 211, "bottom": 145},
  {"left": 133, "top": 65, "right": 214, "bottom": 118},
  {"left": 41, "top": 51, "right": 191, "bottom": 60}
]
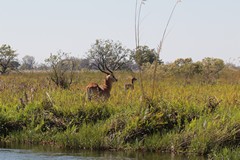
[
  {"left": 0, "top": 44, "right": 19, "bottom": 74},
  {"left": 87, "top": 39, "right": 132, "bottom": 71},
  {"left": 21, "top": 55, "right": 35, "bottom": 70},
  {"left": 132, "top": 45, "right": 162, "bottom": 66}
]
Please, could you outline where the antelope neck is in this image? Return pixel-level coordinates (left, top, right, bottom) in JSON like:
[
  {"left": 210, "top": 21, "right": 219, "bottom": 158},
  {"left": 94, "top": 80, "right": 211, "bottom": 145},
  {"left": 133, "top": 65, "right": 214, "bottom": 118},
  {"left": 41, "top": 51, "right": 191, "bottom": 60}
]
[
  {"left": 132, "top": 79, "right": 135, "bottom": 84},
  {"left": 101, "top": 78, "right": 113, "bottom": 91}
]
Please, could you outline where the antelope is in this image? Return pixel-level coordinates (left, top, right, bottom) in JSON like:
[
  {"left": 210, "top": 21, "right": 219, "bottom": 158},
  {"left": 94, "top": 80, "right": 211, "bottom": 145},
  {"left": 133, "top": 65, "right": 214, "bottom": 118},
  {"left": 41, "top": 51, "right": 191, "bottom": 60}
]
[
  {"left": 124, "top": 77, "right": 137, "bottom": 90},
  {"left": 86, "top": 64, "right": 118, "bottom": 101}
]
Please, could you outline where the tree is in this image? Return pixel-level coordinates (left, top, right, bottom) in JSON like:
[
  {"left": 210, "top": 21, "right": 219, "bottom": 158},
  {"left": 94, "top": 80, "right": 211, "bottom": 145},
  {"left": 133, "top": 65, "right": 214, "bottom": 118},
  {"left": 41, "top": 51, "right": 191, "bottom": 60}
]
[
  {"left": 132, "top": 45, "right": 162, "bottom": 66},
  {"left": 87, "top": 39, "right": 132, "bottom": 71},
  {"left": 0, "top": 44, "right": 19, "bottom": 74},
  {"left": 170, "top": 58, "right": 202, "bottom": 84},
  {"left": 21, "top": 55, "right": 35, "bottom": 70},
  {"left": 200, "top": 57, "right": 225, "bottom": 84},
  {"left": 45, "top": 51, "right": 76, "bottom": 89},
  {"left": 78, "top": 58, "right": 90, "bottom": 70}
]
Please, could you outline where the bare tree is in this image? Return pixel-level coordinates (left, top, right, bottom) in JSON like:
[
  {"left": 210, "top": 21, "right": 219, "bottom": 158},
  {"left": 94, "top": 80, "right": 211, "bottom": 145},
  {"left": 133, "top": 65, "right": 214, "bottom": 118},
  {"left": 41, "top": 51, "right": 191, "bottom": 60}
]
[
  {"left": 45, "top": 51, "right": 76, "bottom": 89},
  {"left": 87, "top": 39, "right": 132, "bottom": 71},
  {"left": 21, "top": 55, "right": 35, "bottom": 70}
]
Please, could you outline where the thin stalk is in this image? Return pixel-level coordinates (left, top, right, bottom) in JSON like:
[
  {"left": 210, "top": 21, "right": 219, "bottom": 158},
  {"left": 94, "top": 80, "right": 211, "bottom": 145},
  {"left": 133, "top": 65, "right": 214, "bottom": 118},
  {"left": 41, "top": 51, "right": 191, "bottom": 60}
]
[
  {"left": 134, "top": 0, "right": 138, "bottom": 47},
  {"left": 151, "top": 1, "right": 181, "bottom": 99},
  {"left": 135, "top": 0, "right": 146, "bottom": 101},
  {"left": 137, "top": 1, "right": 144, "bottom": 47}
]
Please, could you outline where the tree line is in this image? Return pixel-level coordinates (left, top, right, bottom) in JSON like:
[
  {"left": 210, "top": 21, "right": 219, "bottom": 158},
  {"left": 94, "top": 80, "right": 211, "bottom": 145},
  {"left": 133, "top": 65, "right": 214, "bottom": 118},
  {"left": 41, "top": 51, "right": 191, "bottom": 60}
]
[
  {"left": 1, "top": 39, "right": 239, "bottom": 88},
  {"left": 0, "top": 39, "right": 161, "bottom": 73}
]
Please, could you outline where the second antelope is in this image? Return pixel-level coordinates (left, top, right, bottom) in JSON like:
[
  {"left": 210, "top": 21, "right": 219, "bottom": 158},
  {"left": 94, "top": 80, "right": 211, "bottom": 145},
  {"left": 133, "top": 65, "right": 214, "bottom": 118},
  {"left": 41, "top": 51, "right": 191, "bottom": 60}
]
[
  {"left": 124, "top": 77, "right": 137, "bottom": 90},
  {"left": 86, "top": 64, "right": 118, "bottom": 101}
]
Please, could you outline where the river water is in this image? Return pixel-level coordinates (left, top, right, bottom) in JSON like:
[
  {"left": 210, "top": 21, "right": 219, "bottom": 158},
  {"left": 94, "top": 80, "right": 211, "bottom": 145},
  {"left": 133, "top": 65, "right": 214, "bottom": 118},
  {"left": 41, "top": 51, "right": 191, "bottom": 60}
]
[{"left": 0, "top": 143, "right": 205, "bottom": 160}]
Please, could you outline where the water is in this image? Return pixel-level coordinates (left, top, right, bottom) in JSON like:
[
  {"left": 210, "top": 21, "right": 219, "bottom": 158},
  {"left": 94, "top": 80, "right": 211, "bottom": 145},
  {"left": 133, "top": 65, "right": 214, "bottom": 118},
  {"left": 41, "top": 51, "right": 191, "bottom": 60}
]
[{"left": 0, "top": 143, "right": 205, "bottom": 160}]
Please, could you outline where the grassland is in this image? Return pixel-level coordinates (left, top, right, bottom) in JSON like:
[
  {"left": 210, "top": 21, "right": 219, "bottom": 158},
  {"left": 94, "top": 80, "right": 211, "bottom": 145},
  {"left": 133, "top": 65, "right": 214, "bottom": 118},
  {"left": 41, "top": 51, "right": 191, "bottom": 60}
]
[{"left": 0, "top": 70, "right": 240, "bottom": 159}]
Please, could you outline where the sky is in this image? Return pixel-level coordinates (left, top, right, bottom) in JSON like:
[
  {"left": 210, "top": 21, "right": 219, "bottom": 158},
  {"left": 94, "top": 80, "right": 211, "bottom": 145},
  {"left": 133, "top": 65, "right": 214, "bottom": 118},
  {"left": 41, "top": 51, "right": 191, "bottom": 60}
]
[{"left": 0, "top": 0, "right": 240, "bottom": 64}]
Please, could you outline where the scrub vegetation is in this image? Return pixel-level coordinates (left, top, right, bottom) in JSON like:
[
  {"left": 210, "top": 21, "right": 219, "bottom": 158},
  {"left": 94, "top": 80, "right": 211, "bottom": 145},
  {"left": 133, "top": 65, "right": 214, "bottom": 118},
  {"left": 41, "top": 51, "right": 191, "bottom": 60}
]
[
  {"left": 0, "top": 64, "right": 240, "bottom": 159},
  {"left": 1, "top": 1, "right": 239, "bottom": 159}
]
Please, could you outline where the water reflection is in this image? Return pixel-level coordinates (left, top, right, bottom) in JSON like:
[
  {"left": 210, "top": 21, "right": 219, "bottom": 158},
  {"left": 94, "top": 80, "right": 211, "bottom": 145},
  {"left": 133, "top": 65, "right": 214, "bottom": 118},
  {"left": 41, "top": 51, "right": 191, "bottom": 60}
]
[{"left": 0, "top": 143, "right": 205, "bottom": 160}]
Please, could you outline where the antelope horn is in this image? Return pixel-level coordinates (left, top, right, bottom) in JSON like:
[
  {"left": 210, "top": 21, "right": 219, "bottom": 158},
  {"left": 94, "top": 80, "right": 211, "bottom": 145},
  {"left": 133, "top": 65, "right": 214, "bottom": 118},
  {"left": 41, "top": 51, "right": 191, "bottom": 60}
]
[
  {"left": 98, "top": 64, "right": 110, "bottom": 75},
  {"left": 104, "top": 64, "right": 113, "bottom": 74}
]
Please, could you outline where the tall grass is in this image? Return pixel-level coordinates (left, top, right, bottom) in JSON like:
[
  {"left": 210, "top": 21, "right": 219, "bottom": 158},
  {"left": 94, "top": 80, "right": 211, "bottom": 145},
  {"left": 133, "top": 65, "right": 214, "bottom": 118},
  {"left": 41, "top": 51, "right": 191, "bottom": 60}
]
[
  {"left": 0, "top": 70, "right": 240, "bottom": 158},
  {"left": 134, "top": 0, "right": 181, "bottom": 105}
]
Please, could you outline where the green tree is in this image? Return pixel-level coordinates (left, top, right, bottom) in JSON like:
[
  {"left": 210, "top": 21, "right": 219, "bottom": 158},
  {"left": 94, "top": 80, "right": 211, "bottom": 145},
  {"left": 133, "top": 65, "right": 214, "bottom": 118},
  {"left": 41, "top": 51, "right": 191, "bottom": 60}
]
[
  {"left": 87, "top": 39, "right": 132, "bottom": 70},
  {"left": 133, "top": 45, "right": 161, "bottom": 66},
  {"left": 170, "top": 58, "right": 202, "bottom": 84},
  {"left": 0, "top": 44, "right": 19, "bottom": 74},
  {"left": 200, "top": 57, "right": 225, "bottom": 84}
]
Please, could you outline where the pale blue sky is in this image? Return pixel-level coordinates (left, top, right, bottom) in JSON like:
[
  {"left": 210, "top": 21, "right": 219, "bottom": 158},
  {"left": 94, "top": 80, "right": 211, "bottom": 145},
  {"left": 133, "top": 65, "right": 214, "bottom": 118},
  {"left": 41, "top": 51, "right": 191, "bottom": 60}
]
[{"left": 1, "top": 0, "right": 240, "bottom": 64}]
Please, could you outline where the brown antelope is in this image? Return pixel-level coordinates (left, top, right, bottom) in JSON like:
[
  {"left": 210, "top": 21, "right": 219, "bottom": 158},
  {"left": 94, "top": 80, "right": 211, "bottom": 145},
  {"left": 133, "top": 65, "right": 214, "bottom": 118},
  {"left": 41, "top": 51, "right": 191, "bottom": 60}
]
[
  {"left": 124, "top": 77, "right": 137, "bottom": 90},
  {"left": 86, "top": 64, "right": 118, "bottom": 101}
]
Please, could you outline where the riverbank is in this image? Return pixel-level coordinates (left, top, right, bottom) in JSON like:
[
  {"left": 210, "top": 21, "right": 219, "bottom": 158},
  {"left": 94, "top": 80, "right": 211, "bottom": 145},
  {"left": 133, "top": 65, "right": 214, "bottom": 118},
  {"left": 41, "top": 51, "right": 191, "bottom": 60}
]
[{"left": 0, "top": 72, "right": 240, "bottom": 159}]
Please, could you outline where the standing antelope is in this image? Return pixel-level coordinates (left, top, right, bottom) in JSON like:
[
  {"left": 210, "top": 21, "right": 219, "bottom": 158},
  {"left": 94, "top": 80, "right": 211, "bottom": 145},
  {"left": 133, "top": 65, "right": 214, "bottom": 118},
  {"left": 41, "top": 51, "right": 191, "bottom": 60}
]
[
  {"left": 86, "top": 64, "right": 118, "bottom": 101},
  {"left": 124, "top": 77, "right": 137, "bottom": 90}
]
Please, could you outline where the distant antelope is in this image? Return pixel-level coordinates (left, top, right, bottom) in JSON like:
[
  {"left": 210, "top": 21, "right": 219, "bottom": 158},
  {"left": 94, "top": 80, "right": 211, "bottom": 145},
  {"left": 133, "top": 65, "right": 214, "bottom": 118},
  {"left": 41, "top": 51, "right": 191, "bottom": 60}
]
[
  {"left": 124, "top": 77, "right": 137, "bottom": 90},
  {"left": 86, "top": 64, "right": 118, "bottom": 101}
]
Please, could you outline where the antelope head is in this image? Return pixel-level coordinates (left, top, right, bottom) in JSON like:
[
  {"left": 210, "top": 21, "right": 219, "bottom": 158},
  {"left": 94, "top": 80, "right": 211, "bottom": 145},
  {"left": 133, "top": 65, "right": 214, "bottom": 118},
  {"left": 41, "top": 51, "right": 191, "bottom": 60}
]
[
  {"left": 98, "top": 64, "right": 118, "bottom": 83},
  {"left": 86, "top": 63, "right": 118, "bottom": 101},
  {"left": 131, "top": 77, "right": 137, "bottom": 83}
]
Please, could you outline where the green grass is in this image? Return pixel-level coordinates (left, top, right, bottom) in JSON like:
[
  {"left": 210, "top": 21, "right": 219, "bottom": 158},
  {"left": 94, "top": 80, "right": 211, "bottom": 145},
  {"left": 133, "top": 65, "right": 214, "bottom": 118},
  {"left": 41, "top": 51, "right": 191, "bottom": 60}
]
[{"left": 0, "top": 71, "right": 240, "bottom": 158}]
